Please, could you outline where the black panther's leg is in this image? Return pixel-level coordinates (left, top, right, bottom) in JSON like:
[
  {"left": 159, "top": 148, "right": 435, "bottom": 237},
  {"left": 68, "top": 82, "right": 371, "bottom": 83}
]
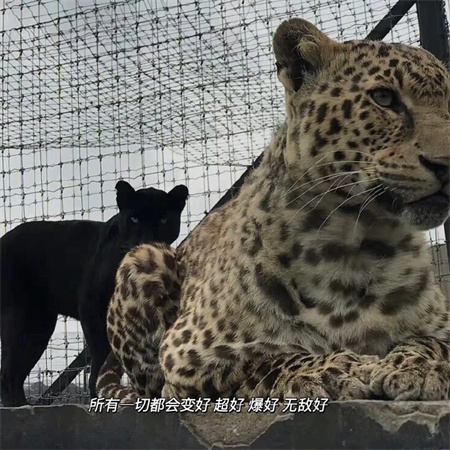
[
  {"left": 79, "top": 304, "right": 111, "bottom": 398},
  {"left": 85, "top": 327, "right": 111, "bottom": 399},
  {"left": 1, "top": 308, "right": 57, "bottom": 406}
]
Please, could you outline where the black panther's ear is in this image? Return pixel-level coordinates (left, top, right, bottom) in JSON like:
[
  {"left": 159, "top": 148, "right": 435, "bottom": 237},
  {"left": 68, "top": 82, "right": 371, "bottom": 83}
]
[
  {"left": 115, "top": 180, "right": 135, "bottom": 211},
  {"left": 168, "top": 185, "right": 189, "bottom": 211},
  {"left": 273, "top": 18, "right": 341, "bottom": 92}
]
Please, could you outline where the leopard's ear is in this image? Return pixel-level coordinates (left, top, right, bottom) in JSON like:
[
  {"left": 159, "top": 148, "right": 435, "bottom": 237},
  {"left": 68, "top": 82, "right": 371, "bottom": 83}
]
[{"left": 273, "top": 18, "right": 340, "bottom": 92}]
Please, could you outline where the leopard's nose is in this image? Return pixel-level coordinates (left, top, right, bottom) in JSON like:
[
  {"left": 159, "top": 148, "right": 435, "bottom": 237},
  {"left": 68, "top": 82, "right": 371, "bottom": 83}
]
[{"left": 418, "top": 155, "right": 449, "bottom": 185}]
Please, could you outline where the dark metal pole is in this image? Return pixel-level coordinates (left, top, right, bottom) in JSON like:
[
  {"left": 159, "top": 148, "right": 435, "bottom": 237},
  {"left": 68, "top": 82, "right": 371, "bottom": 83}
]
[
  {"left": 416, "top": 0, "right": 450, "bottom": 260},
  {"left": 366, "top": 0, "right": 416, "bottom": 41},
  {"left": 40, "top": 349, "right": 89, "bottom": 404},
  {"left": 416, "top": 0, "right": 450, "bottom": 65}
]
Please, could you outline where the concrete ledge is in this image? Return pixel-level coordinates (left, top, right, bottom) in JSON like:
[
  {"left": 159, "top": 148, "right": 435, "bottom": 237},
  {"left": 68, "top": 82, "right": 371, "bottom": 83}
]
[{"left": 1, "top": 401, "right": 449, "bottom": 449}]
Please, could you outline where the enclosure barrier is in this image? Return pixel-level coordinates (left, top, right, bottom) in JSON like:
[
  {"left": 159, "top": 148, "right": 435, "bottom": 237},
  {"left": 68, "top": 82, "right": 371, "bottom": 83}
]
[{"left": 1, "top": 401, "right": 449, "bottom": 449}]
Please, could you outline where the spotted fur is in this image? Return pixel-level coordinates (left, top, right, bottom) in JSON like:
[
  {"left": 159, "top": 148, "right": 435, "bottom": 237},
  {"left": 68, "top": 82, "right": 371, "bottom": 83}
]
[{"left": 98, "top": 18, "right": 450, "bottom": 401}]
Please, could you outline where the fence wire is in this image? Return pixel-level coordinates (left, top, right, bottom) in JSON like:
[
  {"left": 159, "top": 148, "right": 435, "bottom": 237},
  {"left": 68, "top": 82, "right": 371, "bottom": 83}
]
[{"left": 0, "top": 0, "right": 446, "bottom": 404}]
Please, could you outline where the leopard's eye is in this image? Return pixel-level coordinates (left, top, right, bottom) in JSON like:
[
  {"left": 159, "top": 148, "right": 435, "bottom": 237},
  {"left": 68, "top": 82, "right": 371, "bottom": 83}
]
[
  {"left": 370, "top": 88, "right": 396, "bottom": 107},
  {"left": 130, "top": 216, "right": 139, "bottom": 224},
  {"left": 161, "top": 217, "right": 167, "bottom": 224}
]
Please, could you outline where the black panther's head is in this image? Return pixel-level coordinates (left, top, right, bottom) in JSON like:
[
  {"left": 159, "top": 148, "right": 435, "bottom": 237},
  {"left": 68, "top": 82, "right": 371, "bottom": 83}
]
[{"left": 115, "top": 180, "right": 188, "bottom": 248}]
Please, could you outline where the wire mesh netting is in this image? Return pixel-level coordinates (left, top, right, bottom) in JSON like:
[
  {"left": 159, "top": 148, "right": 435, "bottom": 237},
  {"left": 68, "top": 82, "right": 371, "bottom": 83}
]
[{"left": 1, "top": 0, "right": 448, "bottom": 404}]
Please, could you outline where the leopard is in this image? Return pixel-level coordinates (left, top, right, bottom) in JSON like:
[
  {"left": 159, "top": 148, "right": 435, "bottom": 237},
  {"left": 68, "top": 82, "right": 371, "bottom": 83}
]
[{"left": 97, "top": 18, "right": 450, "bottom": 403}]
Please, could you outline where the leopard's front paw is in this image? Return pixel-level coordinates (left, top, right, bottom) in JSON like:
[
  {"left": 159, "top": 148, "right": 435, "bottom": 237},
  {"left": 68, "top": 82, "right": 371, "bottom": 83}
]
[
  {"left": 319, "top": 351, "right": 377, "bottom": 400},
  {"left": 281, "top": 351, "right": 376, "bottom": 400},
  {"left": 370, "top": 353, "right": 450, "bottom": 400},
  {"left": 269, "top": 370, "right": 371, "bottom": 400}
]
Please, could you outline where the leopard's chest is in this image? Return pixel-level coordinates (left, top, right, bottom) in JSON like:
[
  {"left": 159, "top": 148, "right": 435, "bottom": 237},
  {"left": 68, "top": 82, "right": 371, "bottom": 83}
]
[
  {"left": 273, "top": 232, "right": 433, "bottom": 349},
  {"left": 177, "top": 198, "right": 436, "bottom": 357}
]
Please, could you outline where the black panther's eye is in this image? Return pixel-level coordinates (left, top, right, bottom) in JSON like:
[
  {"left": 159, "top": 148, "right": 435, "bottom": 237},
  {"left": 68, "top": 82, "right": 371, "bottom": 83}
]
[
  {"left": 130, "top": 216, "right": 139, "bottom": 224},
  {"left": 370, "top": 88, "right": 396, "bottom": 108},
  {"left": 160, "top": 217, "right": 167, "bottom": 224}
]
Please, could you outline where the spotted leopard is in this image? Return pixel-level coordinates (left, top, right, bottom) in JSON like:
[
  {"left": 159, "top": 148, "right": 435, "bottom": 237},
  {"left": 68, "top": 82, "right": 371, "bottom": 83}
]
[{"left": 98, "top": 18, "right": 450, "bottom": 402}]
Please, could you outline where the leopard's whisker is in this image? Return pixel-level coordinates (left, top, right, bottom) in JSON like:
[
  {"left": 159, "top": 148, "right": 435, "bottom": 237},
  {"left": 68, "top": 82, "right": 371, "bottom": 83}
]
[
  {"left": 286, "top": 177, "right": 374, "bottom": 226},
  {"left": 285, "top": 158, "right": 374, "bottom": 196},
  {"left": 315, "top": 185, "right": 379, "bottom": 235},
  {"left": 284, "top": 148, "right": 375, "bottom": 194},
  {"left": 352, "top": 186, "right": 387, "bottom": 237},
  {"left": 307, "top": 175, "right": 376, "bottom": 217},
  {"left": 285, "top": 168, "right": 376, "bottom": 208},
  {"left": 285, "top": 153, "right": 329, "bottom": 195}
]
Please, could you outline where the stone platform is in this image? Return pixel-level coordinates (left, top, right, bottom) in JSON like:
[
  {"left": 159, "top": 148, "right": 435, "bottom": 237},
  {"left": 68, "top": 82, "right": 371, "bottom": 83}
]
[{"left": 1, "top": 400, "right": 449, "bottom": 449}]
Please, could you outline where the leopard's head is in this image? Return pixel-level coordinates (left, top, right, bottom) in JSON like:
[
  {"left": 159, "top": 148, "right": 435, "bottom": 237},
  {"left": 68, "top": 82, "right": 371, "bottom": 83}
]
[{"left": 274, "top": 18, "right": 450, "bottom": 230}]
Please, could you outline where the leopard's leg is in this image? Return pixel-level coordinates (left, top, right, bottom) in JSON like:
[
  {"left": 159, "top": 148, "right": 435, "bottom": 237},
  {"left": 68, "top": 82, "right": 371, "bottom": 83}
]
[
  {"left": 160, "top": 333, "right": 378, "bottom": 401},
  {"left": 242, "top": 350, "right": 378, "bottom": 400},
  {"left": 370, "top": 336, "right": 450, "bottom": 400},
  {"left": 97, "top": 243, "right": 183, "bottom": 400},
  {"left": 96, "top": 351, "right": 140, "bottom": 402}
]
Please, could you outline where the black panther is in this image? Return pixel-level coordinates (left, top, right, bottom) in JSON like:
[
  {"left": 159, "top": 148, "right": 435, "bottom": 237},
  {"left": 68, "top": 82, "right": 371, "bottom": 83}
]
[{"left": 0, "top": 180, "right": 188, "bottom": 406}]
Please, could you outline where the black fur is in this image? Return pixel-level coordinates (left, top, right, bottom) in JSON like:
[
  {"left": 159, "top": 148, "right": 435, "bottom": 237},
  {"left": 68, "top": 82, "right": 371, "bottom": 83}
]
[{"left": 0, "top": 181, "right": 188, "bottom": 406}]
